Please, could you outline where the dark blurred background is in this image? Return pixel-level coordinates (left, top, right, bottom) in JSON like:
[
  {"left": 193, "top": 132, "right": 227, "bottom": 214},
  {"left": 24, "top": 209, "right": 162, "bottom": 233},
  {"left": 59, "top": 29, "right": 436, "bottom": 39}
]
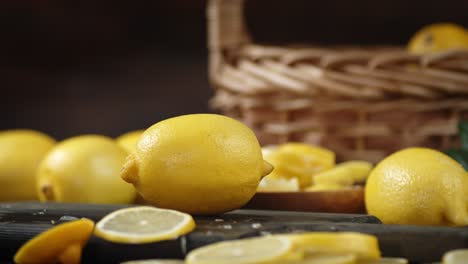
[{"left": 2, "top": 0, "right": 468, "bottom": 139}]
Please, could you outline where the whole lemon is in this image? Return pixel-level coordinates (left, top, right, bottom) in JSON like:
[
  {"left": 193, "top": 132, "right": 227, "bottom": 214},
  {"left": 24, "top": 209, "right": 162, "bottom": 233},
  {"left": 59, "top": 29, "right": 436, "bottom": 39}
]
[
  {"left": 121, "top": 114, "right": 273, "bottom": 215},
  {"left": 116, "top": 130, "right": 144, "bottom": 153},
  {"left": 0, "top": 130, "right": 55, "bottom": 201},
  {"left": 365, "top": 147, "right": 468, "bottom": 226},
  {"left": 37, "top": 135, "right": 136, "bottom": 204},
  {"left": 408, "top": 23, "right": 468, "bottom": 53}
]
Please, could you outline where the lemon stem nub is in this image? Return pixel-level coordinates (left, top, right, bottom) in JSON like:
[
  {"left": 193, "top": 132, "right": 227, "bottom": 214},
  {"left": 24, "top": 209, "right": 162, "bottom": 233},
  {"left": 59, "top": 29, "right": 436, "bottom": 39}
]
[
  {"left": 121, "top": 155, "right": 139, "bottom": 184},
  {"left": 261, "top": 160, "right": 274, "bottom": 178},
  {"left": 41, "top": 184, "right": 55, "bottom": 201}
]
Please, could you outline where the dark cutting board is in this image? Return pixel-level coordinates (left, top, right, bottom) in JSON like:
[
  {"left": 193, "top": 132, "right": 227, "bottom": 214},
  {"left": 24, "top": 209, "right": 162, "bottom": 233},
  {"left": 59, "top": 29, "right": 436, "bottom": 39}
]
[{"left": 0, "top": 202, "right": 466, "bottom": 264}]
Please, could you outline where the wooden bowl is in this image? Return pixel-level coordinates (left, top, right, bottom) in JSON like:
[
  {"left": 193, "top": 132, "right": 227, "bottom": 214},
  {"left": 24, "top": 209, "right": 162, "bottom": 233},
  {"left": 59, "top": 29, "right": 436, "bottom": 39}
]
[{"left": 243, "top": 187, "right": 365, "bottom": 214}]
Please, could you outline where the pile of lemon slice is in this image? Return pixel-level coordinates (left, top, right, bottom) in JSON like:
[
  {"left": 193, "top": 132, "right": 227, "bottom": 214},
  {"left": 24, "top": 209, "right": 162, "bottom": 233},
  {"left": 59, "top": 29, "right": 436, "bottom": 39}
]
[
  {"left": 15, "top": 205, "right": 466, "bottom": 264},
  {"left": 258, "top": 143, "right": 373, "bottom": 192},
  {"left": 185, "top": 232, "right": 406, "bottom": 264}
]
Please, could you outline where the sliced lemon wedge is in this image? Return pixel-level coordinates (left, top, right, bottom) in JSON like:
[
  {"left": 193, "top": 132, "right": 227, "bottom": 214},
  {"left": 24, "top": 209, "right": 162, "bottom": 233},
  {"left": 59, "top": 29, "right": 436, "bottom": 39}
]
[
  {"left": 94, "top": 206, "right": 195, "bottom": 244},
  {"left": 281, "top": 232, "right": 380, "bottom": 261},
  {"left": 313, "top": 161, "right": 373, "bottom": 186},
  {"left": 305, "top": 183, "right": 348, "bottom": 192},
  {"left": 258, "top": 176, "right": 300, "bottom": 192},
  {"left": 443, "top": 249, "right": 468, "bottom": 264},
  {"left": 186, "top": 236, "right": 294, "bottom": 264},
  {"left": 14, "top": 218, "right": 94, "bottom": 264}
]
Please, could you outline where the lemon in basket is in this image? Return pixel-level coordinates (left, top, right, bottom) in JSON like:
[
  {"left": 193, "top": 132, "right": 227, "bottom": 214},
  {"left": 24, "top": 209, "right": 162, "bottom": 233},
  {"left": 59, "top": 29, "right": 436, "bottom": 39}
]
[
  {"left": 121, "top": 114, "right": 273, "bottom": 215},
  {"left": 408, "top": 23, "right": 468, "bottom": 53},
  {"left": 0, "top": 130, "right": 56, "bottom": 201},
  {"left": 37, "top": 135, "right": 136, "bottom": 204},
  {"left": 365, "top": 147, "right": 468, "bottom": 226},
  {"left": 116, "top": 130, "right": 145, "bottom": 153}
]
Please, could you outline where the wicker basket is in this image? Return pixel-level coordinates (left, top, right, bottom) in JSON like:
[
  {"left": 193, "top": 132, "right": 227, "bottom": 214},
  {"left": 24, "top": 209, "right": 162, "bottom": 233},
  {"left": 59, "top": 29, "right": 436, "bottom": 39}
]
[{"left": 207, "top": 0, "right": 468, "bottom": 162}]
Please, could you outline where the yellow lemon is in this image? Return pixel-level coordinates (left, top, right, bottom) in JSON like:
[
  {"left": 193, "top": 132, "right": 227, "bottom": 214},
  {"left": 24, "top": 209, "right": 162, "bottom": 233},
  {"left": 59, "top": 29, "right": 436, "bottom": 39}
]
[
  {"left": 365, "top": 147, "right": 468, "bottom": 226},
  {"left": 37, "top": 135, "right": 136, "bottom": 204},
  {"left": 408, "top": 23, "right": 468, "bottom": 53},
  {"left": 14, "top": 218, "right": 94, "bottom": 264},
  {"left": 121, "top": 114, "right": 272, "bottom": 215},
  {"left": 116, "top": 130, "right": 145, "bottom": 153},
  {"left": 265, "top": 143, "right": 335, "bottom": 188},
  {"left": 0, "top": 130, "right": 55, "bottom": 201}
]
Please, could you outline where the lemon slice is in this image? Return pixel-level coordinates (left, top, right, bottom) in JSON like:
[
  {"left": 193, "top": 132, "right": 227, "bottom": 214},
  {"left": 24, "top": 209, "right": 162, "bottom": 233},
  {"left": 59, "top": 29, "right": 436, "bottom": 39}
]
[
  {"left": 261, "top": 145, "right": 279, "bottom": 160},
  {"left": 14, "top": 218, "right": 94, "bottom": 264},
  {"left": 281, "top": 232, "right": 380, "bottom": 260},
  {"left": 258, "top": 176, "right": 300, "bottom": 192},
  {"left": 94, "top": 206, "right": 195, "bottom": 244},
  {"left": 362, "top": 258, "right": 408, "bottom": 264},
  {"left": 264, "top": 143, "right": 335, "bottom": 188},
  {"left": 121, "top": 260, "right": 184, "bottom": 264},
  {"left": 443, "top": 249, "right": 468, "bottom": 264},
  {"left": 305, "top": 183, "right": 347, "bottom": 192},
  {"left": 313, "top": 161, "right": 373, "bottom": 186},
  {"left": 186, "top": 236, "right": 293, "bottom": 264},
  {"left": 285, "top": 253, "right": 356, "bottom": 264}
]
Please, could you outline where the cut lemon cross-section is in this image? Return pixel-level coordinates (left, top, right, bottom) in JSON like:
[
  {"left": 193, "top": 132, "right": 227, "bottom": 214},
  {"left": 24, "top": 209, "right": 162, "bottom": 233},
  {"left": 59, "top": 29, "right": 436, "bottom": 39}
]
[
  {"left": 284, "top": 253, "right": 356, "bottom": 264},
  {"left": 14, "top": 218, "right": 94, "bottom": 264},
  {"left": 443, "top": 249, "right": 468, "bottom": 264},
  {"left": 186, "top": 236, "right": 294, "bottom": 264},
  {"left": 94, "top": 206, "right": 195, "bottom": 244},
  {"left": 281, "top": 232, "right": 381, "bottom": 261}
]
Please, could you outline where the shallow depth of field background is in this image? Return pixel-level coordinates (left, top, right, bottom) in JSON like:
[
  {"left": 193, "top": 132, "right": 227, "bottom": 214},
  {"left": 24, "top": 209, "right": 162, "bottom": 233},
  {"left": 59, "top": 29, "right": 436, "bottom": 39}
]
[{"left": 2, "top": 0, "right": 468, "bottom": 139}]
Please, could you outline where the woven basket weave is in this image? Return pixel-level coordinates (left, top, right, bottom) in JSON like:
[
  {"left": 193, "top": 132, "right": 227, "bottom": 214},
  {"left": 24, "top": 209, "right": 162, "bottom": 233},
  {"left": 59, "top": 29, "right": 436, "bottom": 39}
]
[{"left": 207, "top": 0, "right": 468, "bottom": 162}]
